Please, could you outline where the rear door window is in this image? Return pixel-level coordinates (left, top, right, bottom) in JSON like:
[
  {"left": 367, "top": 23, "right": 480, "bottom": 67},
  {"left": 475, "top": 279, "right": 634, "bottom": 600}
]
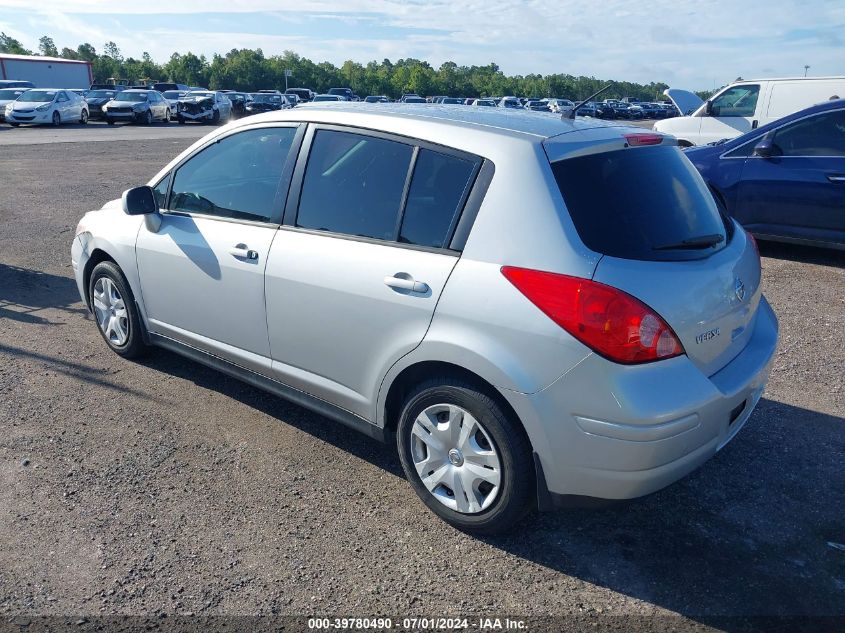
[
  {"left": 399, "top": 149, "right": 478, "bottom": 248},
  {"left": 296, "top": 130, "right": 414, "bottom": 240},
  {"left": 773, "top": 110, "right": 845, "bottom": 156},
  {"left": 551, "top": 145, "right": 729, "bottom": 261}
]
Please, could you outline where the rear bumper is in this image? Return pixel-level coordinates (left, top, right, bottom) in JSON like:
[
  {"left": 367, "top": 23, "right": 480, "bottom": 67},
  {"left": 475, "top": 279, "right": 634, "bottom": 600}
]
[{"left": 503, "top": 297, "right": 778, "bottom": 501}]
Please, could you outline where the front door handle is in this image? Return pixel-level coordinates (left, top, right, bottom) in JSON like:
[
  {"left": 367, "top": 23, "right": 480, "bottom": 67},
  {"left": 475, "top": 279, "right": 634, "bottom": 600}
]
[
  {"left": 827, "top": 174, "right": 845, "bottom": 183},
  {"left": 230, "top": 244, "right": 259, "bottom": 260},
  {"left": 384, "top": 273, "right": 429, "bottom": 294}
]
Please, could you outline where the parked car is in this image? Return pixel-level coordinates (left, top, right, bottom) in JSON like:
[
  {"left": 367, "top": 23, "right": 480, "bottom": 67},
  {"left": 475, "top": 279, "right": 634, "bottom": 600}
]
[
  {"left": 0, "top": 87, "right": 29, "bottom": 122},
  {"left": 102, "top": 89, "right": 169, "bottom": 125},
  {"left": 686, "top": 99, "right": 845, "bottom": 249},
  {"left": 85, "top": 89, "right": 118, "bottom": 120},
  {"left": 657, "top": 76, "right": 845, "bottom": 146},
  {"left": 524, "top": 100, "right": 548, "bottom": 112},
  {"left": 245, "top": 92, "right": 286, "bottom": 114},
  {"left": 152, "top": 82, "right": 189, "bottom": 93},
  {"left": 400, "top": 93, "right": 422, "bottom": 102},
  {"left": 498, "top": 96, "right": 523, "bottom": 109},
  {"left": 71, "top": 106, "right": 777, "bottom": 534},
  {"left": 5, "top": 88, "right": 88, "bottom": 126},
  {"left": 0, "top": 80, "right": 35, "bottom": 89},
  {"left": 328, "top": 87, "right": 354, "bottom": 101},
  {"left": 441, "top": 97, "right": 465, "bottom": 105},
  {"left": 574, "top": 101, "right": 598, "bottom": 117},
  {"left": 365, "top": 95, "right": 390, "bottom": 103},
  {"left": 90, "top": 83, "right": 126, "bottom": 93},
  {"left": 285, "top": 88, "right": 314, "bottom": 103},
  {"left": 401, "top": 96, "right": 427, "bottom": 104},
  {"left": 225, "top": 92, "right": 252, "bottom": 118},
  {"left": 311, "top": 94, "right": 345, "bottom": 103},
  {"left": 472, "top": 99, "right": 497, "bottom": 107},
  {"left": 547, "top": 99, "right": 574, "bottom": 116},
  {"left": 176, "top": 91, "right": 232, "bottom": 124},
  {"left": 161, "top": 90, "right": 187, "bottom": 119}
]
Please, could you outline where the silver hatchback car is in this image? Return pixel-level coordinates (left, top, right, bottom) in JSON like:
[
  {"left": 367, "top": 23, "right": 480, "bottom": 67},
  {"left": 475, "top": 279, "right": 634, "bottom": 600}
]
[{"left": 72, "top": 104, "right": 778, "bottom": 533}]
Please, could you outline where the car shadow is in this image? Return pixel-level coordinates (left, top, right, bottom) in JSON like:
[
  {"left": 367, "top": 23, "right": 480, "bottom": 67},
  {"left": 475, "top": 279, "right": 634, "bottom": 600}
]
[
  {"left": 0, "top": 263, "right": 88, "bottom": 325},
  {"left": 760, "top": 240, "right": 845, "bottom": 268},
  {"left": 134, "top": 347, "right": 845, "bottom": 619}
]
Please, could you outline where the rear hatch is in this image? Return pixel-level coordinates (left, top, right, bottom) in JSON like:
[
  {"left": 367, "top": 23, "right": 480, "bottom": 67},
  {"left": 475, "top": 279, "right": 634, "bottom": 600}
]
[{"left": 544, "top": 129, "right": 761, "bottom": 377}]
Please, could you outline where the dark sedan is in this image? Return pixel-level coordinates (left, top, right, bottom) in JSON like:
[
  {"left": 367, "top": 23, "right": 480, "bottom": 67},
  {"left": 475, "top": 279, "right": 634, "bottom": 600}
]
[
  {"left": 245, "top": 93, "right": 285, "bottom": 115},
  {"left": 85, "top": 89, "right": 118, "bottom": 120},
  {"left": 685, "top": 99, "right": 845, "bottom": 250}
]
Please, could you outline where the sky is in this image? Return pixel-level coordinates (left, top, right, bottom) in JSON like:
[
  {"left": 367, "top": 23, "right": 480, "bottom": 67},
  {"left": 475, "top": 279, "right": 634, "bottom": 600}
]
[{"left": 1, "top": 0, "right": 843, "bottom": 90}]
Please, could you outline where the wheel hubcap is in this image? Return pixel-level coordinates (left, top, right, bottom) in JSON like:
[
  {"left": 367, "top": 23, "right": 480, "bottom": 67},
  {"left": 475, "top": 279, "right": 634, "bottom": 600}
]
[
  {"left": 92, "top": 277, "right": 129, "bottom": 346},
  {"left": 410, "top": 404, "right": 501, "bottom": 514}
]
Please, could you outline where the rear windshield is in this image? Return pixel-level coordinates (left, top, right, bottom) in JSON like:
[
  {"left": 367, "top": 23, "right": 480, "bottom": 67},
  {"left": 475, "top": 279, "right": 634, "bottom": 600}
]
[{"left": 551, "top": 145, "right": 729, "bottom": 261}]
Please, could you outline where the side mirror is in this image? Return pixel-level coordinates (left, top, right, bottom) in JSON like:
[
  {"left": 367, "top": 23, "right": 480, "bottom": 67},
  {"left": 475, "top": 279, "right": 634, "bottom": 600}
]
[
  {"left": 122, "top": 185, "right": 159, "bottom": 215},
  {"left": 752, "top": 137, "right": 781, "bottom": 159}
]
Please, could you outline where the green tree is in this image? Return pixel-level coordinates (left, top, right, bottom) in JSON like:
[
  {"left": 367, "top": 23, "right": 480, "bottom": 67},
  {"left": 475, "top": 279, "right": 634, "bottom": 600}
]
[
  {"left": 0, "top": 32, "right": 32, "bottom": 55},
  {"left": 38, "top": 36, "right": 58, "bottom": 57}
]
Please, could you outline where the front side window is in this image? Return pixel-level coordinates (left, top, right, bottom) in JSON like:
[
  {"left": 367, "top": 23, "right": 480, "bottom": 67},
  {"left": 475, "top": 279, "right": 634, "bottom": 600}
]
[
  {"left": 296, "top": 130, "right": 414, "bottom": 240},
  {"left": 772, "top": 110, "right": 845, "bottom": 157},
  {"left": 169, "top": 127, "right": 298, "bottom": 222},
  {"left": 399, "top": 149, "right": 478, "bottom": 248},
  {"left": 709, "top": 85, "right": 760, "bottom": 117}
]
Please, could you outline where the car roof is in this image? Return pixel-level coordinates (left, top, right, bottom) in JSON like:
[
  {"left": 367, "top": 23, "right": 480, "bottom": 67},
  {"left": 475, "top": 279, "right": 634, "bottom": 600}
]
[
  {"left": 121, "top": 89, "right": 151, "bottom": 93},
  {"left": 231, "top": 102, "right": 625, "bottom": 141}
]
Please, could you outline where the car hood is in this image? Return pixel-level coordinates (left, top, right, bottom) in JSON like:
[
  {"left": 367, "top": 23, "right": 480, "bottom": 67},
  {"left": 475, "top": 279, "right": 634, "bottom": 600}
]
[
  {"left": 9, "top": 101, "right": 51, "bottom": 111},
  {"left": 86, "top": 97, "right": 111, "bottom": 105},
  {"left": 179, "top": 96, "right": 214, "bottom": 105},
  {"left": 663, "top": 88, "right": 704, "bottom": 116}
]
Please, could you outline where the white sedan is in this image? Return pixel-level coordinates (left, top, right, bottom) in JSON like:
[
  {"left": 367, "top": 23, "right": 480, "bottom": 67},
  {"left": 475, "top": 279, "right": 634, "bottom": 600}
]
[{"left": 5, "top": 89, "right": 89, "bottom": 126}]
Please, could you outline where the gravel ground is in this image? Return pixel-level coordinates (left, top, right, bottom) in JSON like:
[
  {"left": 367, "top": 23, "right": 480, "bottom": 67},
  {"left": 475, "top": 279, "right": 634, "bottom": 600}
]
[{"left": 0, "top": 133, "right": 843, "bottom": 631}]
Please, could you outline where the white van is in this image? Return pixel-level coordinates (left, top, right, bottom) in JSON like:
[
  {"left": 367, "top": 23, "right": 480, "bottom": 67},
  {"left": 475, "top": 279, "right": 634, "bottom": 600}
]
[{"left": 655, "top": 76, "right": 845, "bottom": 146}]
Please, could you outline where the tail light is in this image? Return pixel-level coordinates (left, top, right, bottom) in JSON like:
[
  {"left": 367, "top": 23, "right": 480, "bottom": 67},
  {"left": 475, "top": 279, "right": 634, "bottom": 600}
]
[
  {"left": 501, "top": 267, "right": 684, "bottom": 364},
  {"left": 624, "top": 133, "right": 663, "bottom": 146}
]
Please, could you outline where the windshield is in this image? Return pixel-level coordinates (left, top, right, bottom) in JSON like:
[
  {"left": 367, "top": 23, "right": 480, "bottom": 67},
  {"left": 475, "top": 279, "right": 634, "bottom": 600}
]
[
  {"left": 551, "top": 145, "right": 728, "bottom": 261},
  {"left": 116, "top": 92, "right": 149, "bottom": 102},
  {"left": 187, "top": 91, "right": 213, "bottom": 98},
  {"left": 313, "top": 95, "right": 339, "bottom": 102},
  {"left": 251, "top": 94, "right": 280, "bottom": 103},
  {"left": 87, "top": 90, "right": 115, "bottom": 99},
  {"left": 0, "top": 89, "right": 27, "bottom": 100},
  {"left": 17, "top": 90, "right": 57, "bottom": 103},
  {"left": 162, "top": 91, "right": 184, "bottom": 99}
]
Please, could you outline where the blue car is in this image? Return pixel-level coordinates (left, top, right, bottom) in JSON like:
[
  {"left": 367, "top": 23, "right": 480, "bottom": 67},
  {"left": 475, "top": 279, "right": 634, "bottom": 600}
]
[{"left": 685, "top": 99, "right": 845, "bottom": 250}]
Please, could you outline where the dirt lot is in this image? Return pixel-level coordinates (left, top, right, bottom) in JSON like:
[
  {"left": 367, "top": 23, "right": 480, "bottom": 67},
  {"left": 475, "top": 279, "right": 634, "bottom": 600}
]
[{"left": 0, "top": 127, "right": 843, "bottom": 631}]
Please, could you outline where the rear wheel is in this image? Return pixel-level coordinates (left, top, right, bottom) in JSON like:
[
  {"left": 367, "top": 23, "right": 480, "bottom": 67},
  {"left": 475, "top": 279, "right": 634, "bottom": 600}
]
[
  {"left": 396, "top": 378, "right": 534, "bottom": 535},
  {"left": 88, "top": 261, "right": 146, "bottom": 359},
  {"left": 52, "top": 111, "right": 61, "bottom": 126}
]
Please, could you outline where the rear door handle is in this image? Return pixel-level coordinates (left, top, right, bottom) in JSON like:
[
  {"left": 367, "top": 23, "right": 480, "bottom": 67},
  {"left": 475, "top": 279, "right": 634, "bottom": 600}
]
[
  {"left": 384, "top": 274, "right": 429, "bottom": 294},
  {"left": 230, "top": 244, "right": 259, "bottom": 260},
  {"left": 827, "top": 174, "right": 845, "bottom": 183}
]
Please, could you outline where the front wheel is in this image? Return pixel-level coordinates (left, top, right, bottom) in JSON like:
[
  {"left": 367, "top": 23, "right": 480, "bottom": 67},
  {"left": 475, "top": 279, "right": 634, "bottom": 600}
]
[
  {"left": 142, "top": 110, "right": 152, "bottom": 125},
  {"left": 211, "top": 109, "right": 220, "bottom": 125},
  {"left": 396, "top": 378, "right": 534, "bottom": 535},
  {"left": 106, "top": 118, "right": 115, "bottom": 125},
  {"left": 88, "top": 261, "right": 146, "bottom": 359},
  {"left": 80, "top": 109, "right": 88, "bottom": 124},
  {"left": 164, "top": 108, "right": 171, "bottom": 122},
  {"left": 52, "top": 111, "right": 61, "bottom": 126}
]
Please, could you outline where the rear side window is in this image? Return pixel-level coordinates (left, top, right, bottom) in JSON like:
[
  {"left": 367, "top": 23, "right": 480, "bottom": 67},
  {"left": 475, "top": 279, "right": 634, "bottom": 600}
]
[
  {"left": 296, "top": 130, "right": 413, "bottom": 240},
  {"left": 551, "top": 146, "right": 728, "bottom": 261},
  {"left": 399, "top": 149, "right": 477, "bottom": 248}
]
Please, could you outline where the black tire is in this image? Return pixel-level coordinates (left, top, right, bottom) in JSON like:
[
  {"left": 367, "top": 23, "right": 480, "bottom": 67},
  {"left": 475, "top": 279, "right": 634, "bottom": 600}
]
[
  {"left": 396, "top": 377, "right": 534, "bottom": 535},
  {"left": 9, "top": 122, "right": 19, "bottom": 127},
  {"left": 211, "top": 109, "right": 220, "bottom": 125},
  {"left": 106, "top": 118, "right": 115, "bottom": 126},
  {"left": 165, "top": 108, "right": 171, "bottom": 122},
  {"left": 143, "top": 110, "right": 152, "bottom": 125},
  {"left": 80, "top": 109, "right": 88, "bottom": 124},
  {"left": 177, "top": 116, "right": 185, "bottom": 124},
  {"left": 52, "top": 111, "right": 61, "bottom": 126},
  {"left": 87, "top": 261, "right": 146, "bottom": 359}
]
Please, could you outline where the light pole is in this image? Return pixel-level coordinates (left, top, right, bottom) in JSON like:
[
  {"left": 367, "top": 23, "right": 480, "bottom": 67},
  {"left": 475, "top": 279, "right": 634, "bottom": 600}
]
[{"left": 804, "top": 65, "right": 810, "bottom": 77}]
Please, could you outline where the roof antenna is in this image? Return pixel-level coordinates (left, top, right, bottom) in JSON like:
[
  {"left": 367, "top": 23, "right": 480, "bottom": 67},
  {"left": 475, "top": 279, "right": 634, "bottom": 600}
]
[{"left": 567, "top": 84, "right": 612, "bottom": 119}]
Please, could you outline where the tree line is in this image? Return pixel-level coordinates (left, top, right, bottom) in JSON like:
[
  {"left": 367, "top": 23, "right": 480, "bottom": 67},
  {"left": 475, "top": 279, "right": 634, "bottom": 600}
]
[{"left": 1, "top": 32, "right": 679, "bottom": 101}]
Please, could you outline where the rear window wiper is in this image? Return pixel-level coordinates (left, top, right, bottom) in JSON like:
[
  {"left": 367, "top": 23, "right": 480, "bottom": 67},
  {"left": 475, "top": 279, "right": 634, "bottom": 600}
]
[{"left": 653, "top": 234, "right": 725, "bottom": 251}]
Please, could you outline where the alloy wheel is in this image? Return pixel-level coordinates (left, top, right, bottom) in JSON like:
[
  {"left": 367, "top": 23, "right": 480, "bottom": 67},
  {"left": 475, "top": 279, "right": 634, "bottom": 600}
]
[
  {"left": 409, "top": 403, "right": 502, "bottom": 514},
  {"left": 92, "top": 276, "right": 130, "bottom": 346}
]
